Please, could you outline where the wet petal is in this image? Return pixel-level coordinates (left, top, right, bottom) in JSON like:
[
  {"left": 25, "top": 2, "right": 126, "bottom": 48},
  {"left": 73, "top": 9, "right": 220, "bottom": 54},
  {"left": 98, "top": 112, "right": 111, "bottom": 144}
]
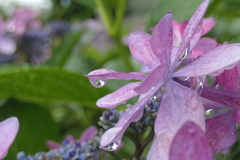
[
  {"left": 216, "top": 66, "right": 238, "bottom": 92},
  {"left": 100, "top": 82, "right": 163, "bottom": 149},
  {"left": 173, "top": 44, "right": 240, "bottom": 77},
  {"left": 172, "top": 0, "right": 210, "bottom": 68},
  {"left": 97, "top": 82, "right": 141, "bottom": 109},
  {"left": 169, "top": 121, "right": 214, "bottom": 160},
  {"left": 134, "top": 65, "right": 167, "bottom": 94},
  {"left": 0, "top": 117, "right": 19, "bottom": 159},
  {"left": 151, "top": 12, "right": 172, "bottom": 65},
  {"left": 202, "top": 17, "right": 217, "bottom": 35},
  {"left": 46, "top": 140, "right": 61, "bottom": 149},
  {"left": 205, "top": 110, "right": 236, "bottom": 153},
  {"left": 148, "top": 80, "right": 205, "bottom": 160},
  {"left": 86, "top": 69, "right": 145, "bottom": 80},
  {"left": 128, "top": 32, "right": 160, "bottom": 69},
  {"left": 79, "top": 126, "right": 98, "bottom": 142}
]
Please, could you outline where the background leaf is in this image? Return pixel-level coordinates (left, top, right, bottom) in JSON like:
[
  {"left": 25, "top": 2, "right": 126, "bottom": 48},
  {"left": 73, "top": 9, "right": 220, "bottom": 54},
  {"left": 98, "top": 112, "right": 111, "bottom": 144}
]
[
  {"left": 0, "top": 99, "right": 59, "bottom": 159},
  {"left": 0, "top": 65, "right": 109, "bottom": 107}
]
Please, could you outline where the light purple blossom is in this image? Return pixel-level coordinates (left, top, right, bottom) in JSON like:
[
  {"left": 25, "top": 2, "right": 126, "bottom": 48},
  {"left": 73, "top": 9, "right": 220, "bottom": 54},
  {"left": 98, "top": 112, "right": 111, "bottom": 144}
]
[
  {"left": 0, "top": 117, "right": 19, "bottom": 159},
  {"left": 86, "top": 0, "right": 240, "bottom": 158}
]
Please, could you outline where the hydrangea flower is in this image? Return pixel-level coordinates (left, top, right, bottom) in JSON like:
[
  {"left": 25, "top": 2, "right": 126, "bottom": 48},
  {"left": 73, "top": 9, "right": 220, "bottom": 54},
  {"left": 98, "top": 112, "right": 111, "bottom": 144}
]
[
  {"left": 0, "top": 117, "right": 19, "bottom": 159},
  {"left": 86, "top": 0, "right": 240, "bottom": 158}
]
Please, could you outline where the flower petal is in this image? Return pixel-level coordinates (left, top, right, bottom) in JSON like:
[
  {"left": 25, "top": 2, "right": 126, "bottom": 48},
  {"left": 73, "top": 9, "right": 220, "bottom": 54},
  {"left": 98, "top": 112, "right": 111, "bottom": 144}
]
[
  {"left": 134, "top": 65, "right": 167, "bottom": 94},
  {"left": 97, "top": 82, "right": 141, "bottom": 109},
  {"left": 173, "top": 44, "right": 240, "bottom": 77},
  {"left": 79, "top": 126, "right": 98, "bottom": 142},
  {"left": 169, "top": 121, "right": 214, "bottom": 160},
  {"left": 0, "top": 117, "right": 19, "bottom": 159},
  {"left": 205, "top": 110, "right": 236, "bottom": 153},
  {"left": 86, "top": 69, "right": 145, "bottom": 81},
  {"left": 128, "top": 32, "right": 160, "bottom": 69},
  {"left": 100, "top": 82, "right": 163, "bottom": 150},
  {"left": 172, "top": 20, "right": 182, "bottom": 46},
  {"left": 46, "top": 140, "right": 61, "bottom": 149},
  {"left": 202, "top": 17, "right": 217, "bottom": 35},
  {"left": 201, "top": 98, "right": 226, "bottom": 109},
  {"left": 151, "top": 11, "right": 172, "bottom": 65},
  {"left": 216, "top": 66, "right": 238, "bottom": 92},
  {"left": 191, "top": 37, "right": 218, "bottom": 59},
  {"left": 172, "top": 0, "right": 209, "bottom": 68},
  {"left": 147, "top": 80, "right": 205, "bottom": 160}
]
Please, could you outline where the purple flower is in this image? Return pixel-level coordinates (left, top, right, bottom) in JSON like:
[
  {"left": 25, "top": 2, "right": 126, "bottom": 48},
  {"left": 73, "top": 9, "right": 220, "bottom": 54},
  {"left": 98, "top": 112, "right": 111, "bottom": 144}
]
[
  {"left": 86, "top": 0, "right": 240, "bottom": 158},
  {"left": 0, "top": 117, "right": 19, "bottom": 159}
]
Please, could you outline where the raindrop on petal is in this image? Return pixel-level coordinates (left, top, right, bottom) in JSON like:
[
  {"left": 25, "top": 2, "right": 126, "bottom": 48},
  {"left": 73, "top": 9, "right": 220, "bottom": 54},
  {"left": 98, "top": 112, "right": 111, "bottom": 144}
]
[
  {"left": 179, "top": 77, "right": 189, "bottom": 81},
  {"left": 179, "top": 48, "right": 189, "bottom": 61},
  {"left": 204, "top": 109, "right": 213, "bottom": 116},
  {"left": 90, "top": 79, "right": 107, "bottom": 88},
  {"left": 191, "top": 77, "right": 204, "bottom": 94},
  {"left": 149, "top": 96, "right": 157, "bottom": 101},
  {"left": 101, "top": 140, "right": 121, "bottom": 151}
]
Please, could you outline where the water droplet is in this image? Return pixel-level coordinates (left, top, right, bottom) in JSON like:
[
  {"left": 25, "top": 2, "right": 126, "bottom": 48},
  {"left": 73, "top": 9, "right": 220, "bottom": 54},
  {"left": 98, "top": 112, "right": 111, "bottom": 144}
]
[
  {"left": 90, "top": 79, "right": 106, "bottom": 88},
  {"left": 204, "top": 109, "right": 213, "bottom": 116},
  {"left": 179, "top": 48, "right": 189, "bottom": 61},
  {"left": 150, "top": 96, "right": 157, "bottom": 101},
  {"left": 101, "top": 140, "right": 121, "bottom": 151},
  {"left": 191, "top": 77, "right": 204, "bottom": 94},
  {"left": 194, "top": 82, "right": 203, "bottom": 94},
  {"left": 179, "top": 77, "right": 189, "bottom": 81}
]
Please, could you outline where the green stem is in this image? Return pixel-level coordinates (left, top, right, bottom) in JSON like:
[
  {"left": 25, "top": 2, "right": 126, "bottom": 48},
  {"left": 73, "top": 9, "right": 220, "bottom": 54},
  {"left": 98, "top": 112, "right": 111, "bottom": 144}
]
[{"left": 95, "top": 0, "right": 114, "bottom": 37}]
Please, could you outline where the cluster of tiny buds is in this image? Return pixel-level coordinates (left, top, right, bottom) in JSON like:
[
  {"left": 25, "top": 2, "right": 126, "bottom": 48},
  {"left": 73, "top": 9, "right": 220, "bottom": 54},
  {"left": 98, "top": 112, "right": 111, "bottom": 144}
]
[
  {"left": 99, "top": 101, "right": 160, "bottom": 133},
  {"left": 17, "top": 132, "right": 104, "bottom": 160}
]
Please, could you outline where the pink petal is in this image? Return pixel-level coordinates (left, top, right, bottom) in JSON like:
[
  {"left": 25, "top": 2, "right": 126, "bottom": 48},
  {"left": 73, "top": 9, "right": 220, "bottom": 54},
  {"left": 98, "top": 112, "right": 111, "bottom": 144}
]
[
  {"left": 46, "top": 140, "right": 61, "bottom": 149},
  {"left": 205, "top": 110, "right": 236, "bottom": 153},
  {"left": 151, "top": 12, "right": 172, "bottom": 64},
  {"left": 191, "top": 37, "right": 218, "bottom": 59},
  {"left": 97, "top": 82, "right": 141, "bottom": 108},
  {"left": 173, "top": 44, "right": 240, "bottom": 77},
  {"left": 169, "top": 121, "right": 214, "bottom": 160},
  {"left": 147, "top": 80, "right": 205, "bottom": 160},
  {"left": 79, "top": 126, "right": 98, "bottom": 142},
  {"left": 202, "top": 17, "right": 217, "bottom": 35},
  {"left": 100, "top": 82, "right": 163, "bottom": 150},
  {"left": 172, "top": 20, "right": 182, "bottom": 46},
  {"left": 216, "top": 66, "right": 239, "bottom": 92},
  {"left": 128, "top": 32, "right": 160, "bottom": 69},
  {"left": 0, "top": 117, "right": 19, "bottom": 159},
  {"left": 134, "top": 65, "right": 167, "bottom": 94}
]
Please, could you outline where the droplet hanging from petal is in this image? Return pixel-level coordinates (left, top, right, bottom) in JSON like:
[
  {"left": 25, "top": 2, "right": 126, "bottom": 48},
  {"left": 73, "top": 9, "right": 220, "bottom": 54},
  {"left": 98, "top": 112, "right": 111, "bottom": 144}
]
[
  {"left": 179, "top": 77, "right": 189, "bottom": 81},
  {"left": 101, "top": 140, "right": 121, "bottom": 151},
  {"left": 204, "top": 109, "right": 213, "bottom": 116},
  {"left": 90, "top": 79, "right": 107, "bottom": 88}
]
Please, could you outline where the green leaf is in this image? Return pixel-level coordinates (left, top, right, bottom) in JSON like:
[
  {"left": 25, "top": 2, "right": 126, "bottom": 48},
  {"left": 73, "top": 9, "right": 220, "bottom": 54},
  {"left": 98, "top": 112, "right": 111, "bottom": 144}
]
[
  {"left": 0, "top": 99, "right": 59, "bottom": 159},
  {"left": 0, "top": 65, "right": 109, "bottom": 107},
  {"left": 146, "top": 0, "right": 203, "bottom": 30},
  {"left": 45, "top": 30, "right": 83, "bottom": 67},
  {"left": 72, "top": 0, "right": 95, "bottom": 9}
]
